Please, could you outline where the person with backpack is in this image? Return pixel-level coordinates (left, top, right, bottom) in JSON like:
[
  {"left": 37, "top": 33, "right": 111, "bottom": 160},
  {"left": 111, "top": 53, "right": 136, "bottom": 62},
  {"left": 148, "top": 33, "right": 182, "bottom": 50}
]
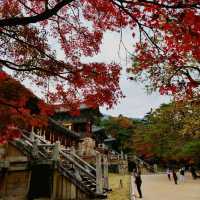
[{"left": 134, "top": 168, "right": 143, "bottom": 198}]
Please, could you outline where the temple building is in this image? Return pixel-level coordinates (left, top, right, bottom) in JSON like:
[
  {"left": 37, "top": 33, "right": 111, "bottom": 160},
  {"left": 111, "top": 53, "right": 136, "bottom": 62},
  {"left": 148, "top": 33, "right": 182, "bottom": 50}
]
[
  {"left": 51, "top": 105, "right": 128, "bottom": 174},
  {"left": 0, "top": 75, "right": 128, "bottom": 199}
]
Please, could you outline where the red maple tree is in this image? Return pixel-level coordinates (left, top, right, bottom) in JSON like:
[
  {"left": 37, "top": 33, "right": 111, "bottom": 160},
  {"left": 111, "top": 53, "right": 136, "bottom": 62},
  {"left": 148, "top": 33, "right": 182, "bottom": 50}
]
[
  {"left": 0, "top": 0, "right": 200, "bottom": 139},
  {"left": 124, "top": 0, "right": 200, "bottom": 100},
  {"left": 0, "top": 71, "right": 54, "bottom": 142}
]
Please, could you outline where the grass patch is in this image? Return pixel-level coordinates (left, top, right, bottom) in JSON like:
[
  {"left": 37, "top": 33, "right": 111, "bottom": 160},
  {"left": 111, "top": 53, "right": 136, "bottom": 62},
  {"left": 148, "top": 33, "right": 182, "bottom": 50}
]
[{"left": 108, "top": 173, "right": 130, "bottom": 200}]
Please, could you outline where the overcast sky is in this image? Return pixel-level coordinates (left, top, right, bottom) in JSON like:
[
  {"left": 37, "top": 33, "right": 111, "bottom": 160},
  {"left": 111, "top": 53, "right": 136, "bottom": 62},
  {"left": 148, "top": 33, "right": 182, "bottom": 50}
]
[{"left": 88, "top": 30, "right": 171, "bottom": 118}]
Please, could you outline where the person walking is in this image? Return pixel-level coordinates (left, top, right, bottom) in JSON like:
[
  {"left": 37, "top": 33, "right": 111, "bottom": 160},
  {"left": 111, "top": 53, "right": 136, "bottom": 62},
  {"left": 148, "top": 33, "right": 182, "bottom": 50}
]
[
  {"left": 166, "top": 168, "right": 171, "bottom": 181},
  {"left": 179, "top": 167, "right": 185, "bottom": 182},
  {"left": 190, "top": 165, "right": 197, "bottom": 179},
  {"left": 172, "top": 169, "right": 178, "bottom": 184},
  {"left": 134, "top": 169, "right": 143, "bottom": 198}
]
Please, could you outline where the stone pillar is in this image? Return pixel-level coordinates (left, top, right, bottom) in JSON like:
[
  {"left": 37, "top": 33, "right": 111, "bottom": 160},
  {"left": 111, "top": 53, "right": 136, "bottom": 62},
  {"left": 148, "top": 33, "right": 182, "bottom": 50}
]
[
  {"left": 30, "top": 126, "right": 35, "bottom": 141},
  {"left": 103, "top": 155, "right": 109, "bottom": 190},
  {"left": 74, "top": 166, "right": 82, "bottom": 181},
  {"left": 96, "top": 152, "right": 103, "bottom": 194},
  {"left": 125, "top": 154, "right": 128, "bottom": 160},
  {"left": 121, "top": 150, "right": 124, "bottom": 160},
  {"left": 52, "top": 141, "right": 60, "bottom": 161},
  {"left": 43, "top": 130, "right": 46, "bottom": 140},
  {"left": 153, "top": 164, "right": 158, "bottom": 173},
  {"left": 37, "top": 129, "right": 42, "bottom": 136},
  {"left": 118, "top": 164, "right": 121, "bottom": 174},
  {"left": 71, "top": 146, "right": 76, "bottom": 154},
  {"left": 32, "top": 138, "right": 39, "bottom": 158}
]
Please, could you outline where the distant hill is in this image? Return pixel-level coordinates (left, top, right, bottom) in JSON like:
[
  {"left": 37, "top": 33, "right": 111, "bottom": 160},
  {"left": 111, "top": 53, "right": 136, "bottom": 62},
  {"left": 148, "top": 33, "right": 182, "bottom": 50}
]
[{"left": 100, "top": 113, "right": 143, "bottom": 122}]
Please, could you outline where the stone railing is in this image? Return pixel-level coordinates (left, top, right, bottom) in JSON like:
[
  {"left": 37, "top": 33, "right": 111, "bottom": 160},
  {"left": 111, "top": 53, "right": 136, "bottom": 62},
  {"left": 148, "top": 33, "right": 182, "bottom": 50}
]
[{"left": 12, "top": 129, "right": 108, "bottom": 198}]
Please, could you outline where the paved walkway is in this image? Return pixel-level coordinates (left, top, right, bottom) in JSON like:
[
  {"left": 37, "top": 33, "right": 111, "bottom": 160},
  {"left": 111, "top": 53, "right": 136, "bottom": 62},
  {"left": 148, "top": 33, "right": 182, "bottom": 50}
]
[{"left": 134, "top": 173, "right": 200, "bottom": 200}]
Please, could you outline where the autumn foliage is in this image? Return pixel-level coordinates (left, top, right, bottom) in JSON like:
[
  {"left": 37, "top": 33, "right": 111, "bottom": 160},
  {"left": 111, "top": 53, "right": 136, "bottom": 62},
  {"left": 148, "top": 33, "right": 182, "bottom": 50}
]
[
  {"left": 0, "top": 0, "right": 200, "bottom": 139},
  {"left": 0, "top": 71, "right": 54, "bottom": 142}
]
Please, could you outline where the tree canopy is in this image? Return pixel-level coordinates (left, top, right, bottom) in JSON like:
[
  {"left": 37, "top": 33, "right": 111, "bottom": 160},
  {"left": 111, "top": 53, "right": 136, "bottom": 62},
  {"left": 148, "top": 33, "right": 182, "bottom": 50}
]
[{"left": 132, "top": 102, "right": 200, "bottom": 164}]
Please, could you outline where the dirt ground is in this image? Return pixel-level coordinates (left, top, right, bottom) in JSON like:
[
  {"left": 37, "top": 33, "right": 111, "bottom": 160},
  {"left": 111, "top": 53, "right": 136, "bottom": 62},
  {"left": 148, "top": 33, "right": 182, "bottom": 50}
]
[{"left": 134, "top": 173, "right": 200, "bottom": 200}]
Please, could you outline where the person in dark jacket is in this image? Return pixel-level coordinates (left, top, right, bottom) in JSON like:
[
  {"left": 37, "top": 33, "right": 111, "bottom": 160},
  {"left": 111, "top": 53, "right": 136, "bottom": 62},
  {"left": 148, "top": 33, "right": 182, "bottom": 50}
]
[
  {"left": 172, "top": 169, "right": 178, "bottom": 184},
  {"left": 190, "top": 165, "right": 197, "bottom": 179},
  {"left": 134, "top": 169, "right": 143, "bottom": 198}
]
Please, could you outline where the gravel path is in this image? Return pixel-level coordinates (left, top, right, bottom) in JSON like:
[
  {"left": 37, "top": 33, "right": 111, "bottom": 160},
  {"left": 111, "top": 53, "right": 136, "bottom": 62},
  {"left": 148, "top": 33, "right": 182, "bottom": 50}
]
[{"left": 134, "top": 173, "right": 200, "bottom": 200}]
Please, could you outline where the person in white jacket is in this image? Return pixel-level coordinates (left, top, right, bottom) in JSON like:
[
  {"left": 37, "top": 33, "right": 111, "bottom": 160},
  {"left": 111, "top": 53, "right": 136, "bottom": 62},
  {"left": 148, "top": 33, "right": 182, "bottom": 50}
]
[{"left": 179, "top": 167, "right": 185, "bottom": 183}]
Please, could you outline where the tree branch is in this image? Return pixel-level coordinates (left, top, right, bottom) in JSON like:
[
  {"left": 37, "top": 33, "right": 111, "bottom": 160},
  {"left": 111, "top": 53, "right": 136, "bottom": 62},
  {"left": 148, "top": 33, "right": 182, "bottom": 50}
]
[
  {"left": 0, "top": 59, "right": 71, "bottom": 80},
  {"left": 0, "top": 0, "right": 74, "bottom": 27},
  {"left": 112, "top": 0, "right": 164, "bottom": 53},
  {"left": 1, "top": 29, "right": 74, "bottom": 73},
  {"left": 118, "top": 0, "right": 200, "bottom": 9}
]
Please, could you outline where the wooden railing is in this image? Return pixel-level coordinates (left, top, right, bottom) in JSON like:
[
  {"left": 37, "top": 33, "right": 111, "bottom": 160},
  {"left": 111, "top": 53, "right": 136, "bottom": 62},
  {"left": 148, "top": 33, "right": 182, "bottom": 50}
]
[{"left": 108, "top": 150, "right": 128, "bottom": 161}]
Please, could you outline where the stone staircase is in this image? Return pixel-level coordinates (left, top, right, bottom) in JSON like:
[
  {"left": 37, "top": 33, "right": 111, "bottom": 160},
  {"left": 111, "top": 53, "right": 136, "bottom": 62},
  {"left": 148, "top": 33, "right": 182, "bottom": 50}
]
[{"left": 11, "top": 130, "right": 107, "bottom": 199}]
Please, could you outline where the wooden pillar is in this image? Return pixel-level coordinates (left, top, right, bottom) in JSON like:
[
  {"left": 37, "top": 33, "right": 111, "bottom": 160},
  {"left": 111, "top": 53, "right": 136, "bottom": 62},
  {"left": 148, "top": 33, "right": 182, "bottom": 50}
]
[
  {"left": 96, "top": 152, "right": 103, "bottom": 194},
  {"left": 26, "top": 170, "right": 32, "bottom": 196},
  {"left": 64, "top": 137, "right": 67, "bottom": 147},
  {"left": 51, "top": 171, "right": 58, "bottom": 199},
  {"left": 66, "top": 179, "right": 71, "bottom": 199},
  {"left": 54, "top": 133, "right": 58, "bottom": 144},
  {"left": 49, "top": 132, "right": 53, "bottom": 143},
  {"left": 62, "top": 176, "right": 67, "bottom": 199},
  {"left": 70, "top": 184, "right": 76, "bottom": 199},
  {"left": 46, "top": 130, "right": 50, "bottom": 141},
  {"left": 58, "top": 174, "right": 63, "bottom": 198},
  {"left": 51, "top": 131, "right": 54, "bottom": 143},
  {"left": 52, "top": 131, "right": 55, "bottom": 143},
  {"left": 65, "top": 138, "right": 69, "bottom": 147},
  {"left": 60, "top": 134, "right": 64, "bottom": 146},
  {"left": 85, "top": 121, "right": 92, "bottom": 137}
]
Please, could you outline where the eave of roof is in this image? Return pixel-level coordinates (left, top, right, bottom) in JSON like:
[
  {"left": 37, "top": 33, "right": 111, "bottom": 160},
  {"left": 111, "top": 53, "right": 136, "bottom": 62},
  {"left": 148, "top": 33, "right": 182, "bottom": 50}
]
[
  {"left": 48, "top": 118, "right": 81, "bottom": 139},
  {"left": 104, "top": 138, "right": 116, "bottom": 142},
  {"left": 92, "top": 126, "right": 105, "bottom": 133}
]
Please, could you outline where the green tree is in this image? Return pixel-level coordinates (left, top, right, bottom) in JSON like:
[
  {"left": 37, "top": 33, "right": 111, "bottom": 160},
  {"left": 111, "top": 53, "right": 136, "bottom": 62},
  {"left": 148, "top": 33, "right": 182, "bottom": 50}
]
[
  {"left": 134, "top": 102, "right": 200, "bottom": 164},
  {"left": 100, "top": 115, "right": 134, "bottom": 153}
]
